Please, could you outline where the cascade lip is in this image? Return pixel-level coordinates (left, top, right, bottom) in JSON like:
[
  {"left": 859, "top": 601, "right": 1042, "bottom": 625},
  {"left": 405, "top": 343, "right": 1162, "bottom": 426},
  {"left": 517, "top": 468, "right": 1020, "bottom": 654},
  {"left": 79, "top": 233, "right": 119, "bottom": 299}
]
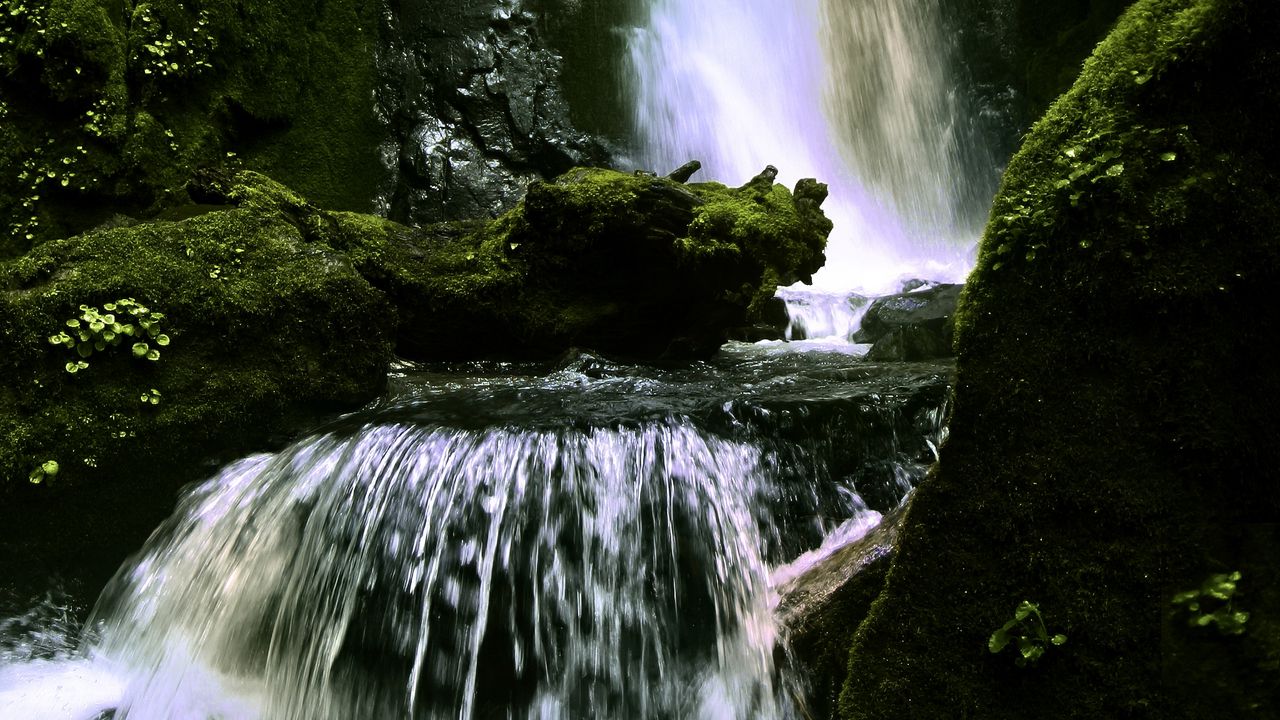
[{"left": 343, "top": 350, "right": 953, "bottom": 432}]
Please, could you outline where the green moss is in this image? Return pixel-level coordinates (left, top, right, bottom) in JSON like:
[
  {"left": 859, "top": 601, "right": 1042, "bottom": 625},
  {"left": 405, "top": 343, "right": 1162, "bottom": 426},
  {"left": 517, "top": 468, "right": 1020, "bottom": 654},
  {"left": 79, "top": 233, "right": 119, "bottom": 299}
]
[
  {"left": 839, "top": 0, "right": 1280, "bottom": 717},
  {"left": 0, "top": 175, "right": 395, "bottom": 498},
  {"left": 0, "top": 0, "right": 381, "bottom": 259}
]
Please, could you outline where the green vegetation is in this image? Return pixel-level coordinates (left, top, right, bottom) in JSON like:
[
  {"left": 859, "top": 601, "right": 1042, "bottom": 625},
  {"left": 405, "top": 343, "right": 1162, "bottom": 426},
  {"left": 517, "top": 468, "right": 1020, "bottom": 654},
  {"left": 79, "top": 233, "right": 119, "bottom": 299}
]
[
  {"left": 838, "top": 0, "right": 1280, "bottom": 717},
  {"left": 1172, "top": 571, "right": 1249, "bottom": 636},
  {"left": 0, "top": 172, "right": 395, "bottom": 497},
  {"left": 49, "top": 298, "right": 168, "bottom": 371},
  {"left": 988, "top": 600, "right": 1067, "bottom": 667},
  {"left": 27, "top": 459, "right": 58, "bottom": 485},
  {"left": 0, "top": 0, "right": 382, "bottom": 258}
]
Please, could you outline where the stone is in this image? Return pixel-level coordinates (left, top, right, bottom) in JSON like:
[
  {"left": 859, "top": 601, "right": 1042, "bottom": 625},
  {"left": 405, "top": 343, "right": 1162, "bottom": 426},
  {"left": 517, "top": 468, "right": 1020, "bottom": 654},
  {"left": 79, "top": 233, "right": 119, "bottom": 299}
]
[
  {"left": 776, "top": 502, "right": 910, "bottom": 720},
  {"left": 853, "top": 283, "right": 963, "bottom": 360},
  {"left": 839, "top": 1, "right": 1280, "bottom": 717},
  {"left": 328, "top": 166, "right": 831, "bottom": 360},
  {"left": 376, "top": 0, "right": 614, "bottom": 226}
]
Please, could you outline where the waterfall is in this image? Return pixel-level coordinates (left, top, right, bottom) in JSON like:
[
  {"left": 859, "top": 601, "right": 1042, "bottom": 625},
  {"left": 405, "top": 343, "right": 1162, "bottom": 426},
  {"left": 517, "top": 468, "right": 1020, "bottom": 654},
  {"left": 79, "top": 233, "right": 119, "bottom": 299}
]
[
  {"left": 1, "top": 421, "right": 798, "bottom": 719},
  {"left": 627, "top": 0, "right": 995, "bottom": 329}
]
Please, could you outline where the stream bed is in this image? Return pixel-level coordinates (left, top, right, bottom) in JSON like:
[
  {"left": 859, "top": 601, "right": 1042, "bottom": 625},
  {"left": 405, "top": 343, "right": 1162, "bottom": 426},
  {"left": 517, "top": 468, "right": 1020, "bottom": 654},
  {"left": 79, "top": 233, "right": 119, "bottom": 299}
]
[{"left": 0, "top": 341, "right": 951, "bottom": 719}]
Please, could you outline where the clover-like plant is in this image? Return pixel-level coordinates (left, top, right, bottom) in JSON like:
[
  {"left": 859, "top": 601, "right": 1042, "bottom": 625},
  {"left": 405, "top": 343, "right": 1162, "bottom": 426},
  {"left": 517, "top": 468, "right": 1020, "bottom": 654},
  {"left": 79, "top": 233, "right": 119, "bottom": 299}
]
[
  {"left": 1171, "top": 571, "right": 1248, "bottom": 636},
  {"left": 49, "top": 298, "right": 170, "bottom": 372},
  {"left": 28, "top": 459, "right": 58, "bottom": 484},
  {"left": 989, "top": 600, "right": 1067, "bottom": 667}
]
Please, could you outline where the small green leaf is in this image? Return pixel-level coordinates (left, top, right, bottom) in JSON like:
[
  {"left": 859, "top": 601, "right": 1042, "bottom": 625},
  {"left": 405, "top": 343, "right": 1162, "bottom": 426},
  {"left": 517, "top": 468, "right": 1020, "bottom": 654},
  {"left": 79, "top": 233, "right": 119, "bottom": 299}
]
[
  {"left": 146, "top": 349, "right": 161, "bottom": 361},
  {"left": 132, "top": 342, "right": 149, "bottom": 358},
  {"left": 989, "top": 631, "right": 1010, "bottom": 653},
  {"left": 155, "top": 334, "right": 170, "bottom": 346},
  {"left": 1160, "top": 152, "right": 1177, "bottom": 162},
  {"left": 1051, "top": 634, "right": 1067, "bottom": 646},
  {"left": 41, "top": 460, "right": 58, "bottom": 476}
]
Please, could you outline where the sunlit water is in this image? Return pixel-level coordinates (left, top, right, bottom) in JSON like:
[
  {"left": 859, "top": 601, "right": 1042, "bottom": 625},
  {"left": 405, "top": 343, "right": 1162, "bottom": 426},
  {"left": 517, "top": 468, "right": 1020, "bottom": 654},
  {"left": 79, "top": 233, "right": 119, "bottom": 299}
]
[
  {"left": 628, "top": 0, "right": 995, "bottom": 333},
  {"left": 0, "top": 349, "right": 950, "bottom": 719}
]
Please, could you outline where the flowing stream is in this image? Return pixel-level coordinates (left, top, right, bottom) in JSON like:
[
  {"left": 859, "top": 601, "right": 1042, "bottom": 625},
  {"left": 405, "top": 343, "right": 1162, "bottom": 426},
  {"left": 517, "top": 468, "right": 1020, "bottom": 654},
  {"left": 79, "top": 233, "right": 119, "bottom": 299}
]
[
  {"left": 0, "top": 1, "right": 981, "bottom": 715},
  {"left": 0, "top": 347, "right": 951, "bottom": 718}
]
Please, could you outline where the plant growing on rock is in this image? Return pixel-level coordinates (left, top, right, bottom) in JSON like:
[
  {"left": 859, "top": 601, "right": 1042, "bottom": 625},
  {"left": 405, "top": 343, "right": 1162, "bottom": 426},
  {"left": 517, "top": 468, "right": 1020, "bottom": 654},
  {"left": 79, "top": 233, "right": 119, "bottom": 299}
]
[
  {"left": 989, "top": 600, "right": 1067, "bottom": 667},
  {"left": 48, "top": 298, "right": 169, "bottom": 372},
  {"left": 1171, "top": 571, "right": 1248, "bottom": 636}
]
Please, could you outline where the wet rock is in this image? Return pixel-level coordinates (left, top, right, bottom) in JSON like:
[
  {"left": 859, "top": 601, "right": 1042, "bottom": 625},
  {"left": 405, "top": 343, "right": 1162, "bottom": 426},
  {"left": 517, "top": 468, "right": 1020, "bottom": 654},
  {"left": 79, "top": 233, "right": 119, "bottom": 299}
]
[
  {"left": 377, "top": 0, "right": 614, "bottom": 226},
  {"left": 854, "top": 283, "right": 963, "bottom": 359},
  {"left": 776, "top": 501, "right": 910, "bottom": 720}
]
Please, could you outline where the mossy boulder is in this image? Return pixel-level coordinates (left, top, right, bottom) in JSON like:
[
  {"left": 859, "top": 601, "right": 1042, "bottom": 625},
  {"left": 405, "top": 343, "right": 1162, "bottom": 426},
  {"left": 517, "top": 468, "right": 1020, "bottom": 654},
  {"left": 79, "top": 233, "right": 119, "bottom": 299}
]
[
  {"left": 324, "top": 165, "right": 831, "bottom": 360},
  {"left": 836, "top": 0, "right": 1280, "bottom": 717},
  {"left": 0, "top": 173, "right": 395, "bottom": 589},
  {"left": 0, "top": 0, "right": 382, "bottom": 258}
]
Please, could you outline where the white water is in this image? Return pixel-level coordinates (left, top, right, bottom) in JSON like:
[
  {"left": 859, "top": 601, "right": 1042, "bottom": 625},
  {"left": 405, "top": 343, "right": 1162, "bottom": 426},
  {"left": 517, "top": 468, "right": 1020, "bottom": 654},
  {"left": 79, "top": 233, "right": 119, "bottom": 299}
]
[
  {"left": 628, "top": 0, "right": 993, "bottom": 329},
  {"left": 1, "top": 422, "right": 800, "bottom": 720}
]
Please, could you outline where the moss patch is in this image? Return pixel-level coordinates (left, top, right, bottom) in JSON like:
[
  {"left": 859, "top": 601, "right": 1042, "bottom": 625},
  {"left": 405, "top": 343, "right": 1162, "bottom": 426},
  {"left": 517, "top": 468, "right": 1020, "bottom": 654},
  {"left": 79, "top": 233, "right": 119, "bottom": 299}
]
[
  {"left": 0, "top": 177, "right": 395, "bottom": 497},
  {"left": 0, "top": 0, "right": 382, "bottom": 258},
  {"left": 329, "top": 166, "right": 830, "bottom": 360},
  {"left": 839, "top": 0, "right": 1280, "bottom": 717}
]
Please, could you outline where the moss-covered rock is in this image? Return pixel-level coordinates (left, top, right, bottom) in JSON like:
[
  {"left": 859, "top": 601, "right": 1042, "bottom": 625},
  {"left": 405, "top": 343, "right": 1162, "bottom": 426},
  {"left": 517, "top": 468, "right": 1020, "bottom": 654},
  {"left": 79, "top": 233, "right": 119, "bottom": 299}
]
[
  {"left": 0, "top": 0, "right": 382, "bottom": 258},
  {"left": 837, "top": 0, "right": 1280, "bottom": 717},
  {"left": 0, "top": 174, "right": 394, "bottom": 560},
  {"left": 326, "top": 165, "right": 831, "bottom": 360}
]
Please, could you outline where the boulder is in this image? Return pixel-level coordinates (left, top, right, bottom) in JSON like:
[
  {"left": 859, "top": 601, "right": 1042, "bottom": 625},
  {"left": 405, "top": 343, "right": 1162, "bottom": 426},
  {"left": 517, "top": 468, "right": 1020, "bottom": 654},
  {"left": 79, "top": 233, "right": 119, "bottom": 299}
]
[
  {"left": 377, "top": 0, "right": 614, "bottom": 226},
  {"left": 854, "top": 283, "right": 963, "bottom": 360},
  {"left": 839, "top": 1, "right": 1280, "bottom": 718},
  {"left": 0, "top": 172, "right": 395, "bottom": 597},
  {"left": 322, "top": 165, "right": 831, "bottom": 360}
]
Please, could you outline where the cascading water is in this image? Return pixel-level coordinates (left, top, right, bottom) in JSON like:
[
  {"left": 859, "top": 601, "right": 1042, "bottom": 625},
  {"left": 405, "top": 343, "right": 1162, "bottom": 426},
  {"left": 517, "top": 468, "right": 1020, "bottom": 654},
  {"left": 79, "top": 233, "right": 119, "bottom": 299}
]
[
  {"left": 1, "top": 421, "right": 796, "bottom": 719},
  {"left": 628, "top": 0, "right": 997, "bottom": 335},
  {"left": 0, "top": 349, "right": 953, "bottom": 719}
]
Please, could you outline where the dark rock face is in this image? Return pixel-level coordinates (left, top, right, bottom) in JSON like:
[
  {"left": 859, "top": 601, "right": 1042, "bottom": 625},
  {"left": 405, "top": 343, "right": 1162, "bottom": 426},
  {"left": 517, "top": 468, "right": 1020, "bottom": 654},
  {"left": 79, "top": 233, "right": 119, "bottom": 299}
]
[
  {"left": 840, "top": 1, "right": 1280, "bottom": 718},
  {"left": 940, "top": 0, "right": 1134, "bottom": 158},
  {"left": 376, "top": 0, "right": 615, "bottom": 226},
  {"left": 854, "top": 284, "right": 963, "bottom": 361}
]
